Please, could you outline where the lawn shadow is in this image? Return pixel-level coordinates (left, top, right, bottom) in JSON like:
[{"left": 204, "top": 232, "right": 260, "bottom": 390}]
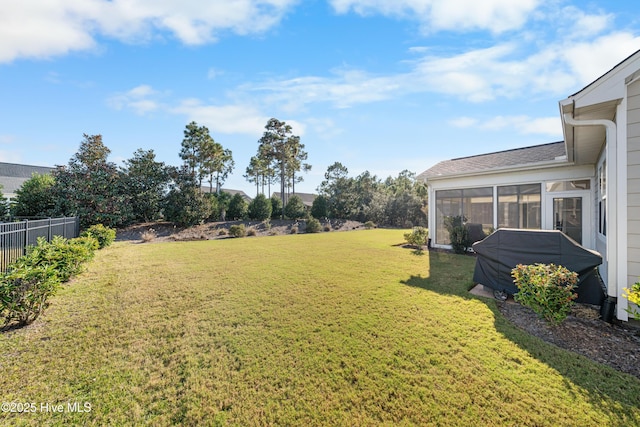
[{"left": 400, "top": 249, "right": 640, "bottom": 419}]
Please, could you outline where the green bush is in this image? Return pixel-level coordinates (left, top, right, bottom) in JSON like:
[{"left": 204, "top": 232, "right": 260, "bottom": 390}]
[
  {"left": 227, "top": 194, "right": 248, "bottom": 220},
  {"left": 24, "top": 236, "right": 95, "bottom": 282},
  {"left": 81, "top": 224, "right": 116, "bottom": 249},
  {"left": 228, "top": 224, "right": 246, "bottom": 238},
  {"left": 443, "top": 215, "right": 470, "bottom": 254},
  {"left": 284, "top": 195, "right": 307, "bottom": 220},
  {"left": 306, "top": 217, "right": 321, "bottom": 233},
  {"left": 404, "top": 226, "right": 428, "bottom": 249},
  {"left": 511, "top": 263, "right": 578, "bottom": 325},
  {"left": 247, "top": 194, "right": 272, "bottom": 221},
  {"left": 364, "top": 220, "right": 376, "bottom": 230},
  {"left": 310, "top": 195, "right": 328, "bottom": 219},
  {"left": 0, "top": 263, "right": 60, "bottom": 327}
]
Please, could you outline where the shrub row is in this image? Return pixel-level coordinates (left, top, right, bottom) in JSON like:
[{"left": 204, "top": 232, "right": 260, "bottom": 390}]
[{"left": 0, "top": 224, "right": 115, "bottom": 329}]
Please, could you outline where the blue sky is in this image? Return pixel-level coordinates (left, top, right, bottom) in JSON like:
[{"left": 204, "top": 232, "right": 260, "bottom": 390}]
[{"left": 1, "top": 0, "right": 639, "bottom": 196}]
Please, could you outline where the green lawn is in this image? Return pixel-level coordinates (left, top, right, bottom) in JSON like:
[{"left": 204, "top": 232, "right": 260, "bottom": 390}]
[{"left": 1, "top": 229, "right": 639, "bottom": 426}]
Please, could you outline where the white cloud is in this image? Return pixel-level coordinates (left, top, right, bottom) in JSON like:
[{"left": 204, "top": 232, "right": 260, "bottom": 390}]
[
  {"left": 329, "top": 0, "right": 541, "bottom": 33},
  {"left": 0, "top": 0, "right": 297, "bottom": 63},
  {"left": 462, "top": 115, "right": 561, "bottom": 136},
  {"left": 107, "top": 84, "right": 161, "bottom": 115}
]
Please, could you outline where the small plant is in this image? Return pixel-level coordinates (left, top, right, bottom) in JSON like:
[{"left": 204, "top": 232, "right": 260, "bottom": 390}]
[
  {"left": 622, "top": 280, "right": 640, "bottom": 320},
  {"left": 443, "top": 215, "right": 470, "bottom": 254},
  {"left": 140, "top": 228, "right": 157, "bottom": 243},
  {"left": 290, "top": 226, "right": 298, "bottom": 234},
  {"left": 247, "top": 227, "right": 257, "bottom": 237},
  {"left": 306, "top": 218, "right": 321, "bottom": 233},
  {"left": 228, "top": 224, "right": 246, "bottom": 238},
  {"left": 364, "top": 221, "right": 376, "bottom": 230},
  {"left": 0, "top": 263, "right": 61, "bottom": 327},
  {"left": 404, "top": 227, "right": 428, "bottom": 252},
  {"left": 511, "top": 263, "right": 578, "bottom": 325},
  {"left": 218, "top": 228, "right": 227, "bottom": 236},
  {"left": 323, "top": 224, "right": 332, "bottom": 232},
  {"left": 81, "top": 224, "right": 116, "bottom": 249}
]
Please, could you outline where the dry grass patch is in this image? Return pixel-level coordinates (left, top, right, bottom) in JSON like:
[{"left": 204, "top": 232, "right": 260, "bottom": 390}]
[{"left": 0, "top": 230, "right": 639, "bottom": 426}]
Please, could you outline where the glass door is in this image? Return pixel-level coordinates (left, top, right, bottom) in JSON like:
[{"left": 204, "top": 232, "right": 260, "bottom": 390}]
[{"left": 552, "top": 197, "right": 583, "bottom": 244}]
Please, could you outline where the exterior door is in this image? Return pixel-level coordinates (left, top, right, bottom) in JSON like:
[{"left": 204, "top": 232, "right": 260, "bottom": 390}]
[
  {"left": 552, "top": 197, "right": 582, "bottom": 243},
  {"left": 545, "top": 193, "right": 591, "bottom": 248}
]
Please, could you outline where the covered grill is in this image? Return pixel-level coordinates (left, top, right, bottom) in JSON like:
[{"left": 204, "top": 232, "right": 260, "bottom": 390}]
[{"left": 472, "top": 228, "right": 604, "bottom": 305}]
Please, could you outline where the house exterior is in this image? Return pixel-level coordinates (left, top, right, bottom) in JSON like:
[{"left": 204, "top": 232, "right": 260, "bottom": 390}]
[
  {"left": 0, "top": 162, "right": 54, "bottom": 200},
  {"left": 418, "top": 49, "right": 640, "bottom": 321},
  {"left": 272, "top": 192, "right": 317, "bottom": 207}
]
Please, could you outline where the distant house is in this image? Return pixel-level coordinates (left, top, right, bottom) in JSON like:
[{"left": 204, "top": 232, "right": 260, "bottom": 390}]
[
  {"left": 0, "top": 162, "right": 54, "bottom": 200},
  {"left": 200, "top": 187, "right": 252, "bottom": 202},
  {"left": 272, "top": 192, "right": 317, "bottom": 207},
  {"left": 418, "top": 49, "right": 640, "bottom": 322}
]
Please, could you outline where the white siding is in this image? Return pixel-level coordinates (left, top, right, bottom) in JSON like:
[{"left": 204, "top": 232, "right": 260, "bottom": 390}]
[{"left": 627, "top": 80, "right": 640, "bottom": 282}]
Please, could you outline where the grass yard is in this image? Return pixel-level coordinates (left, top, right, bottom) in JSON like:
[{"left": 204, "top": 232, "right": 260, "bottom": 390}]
[{"left": 1, "top": 229, "right": 639, "bottom": 426}]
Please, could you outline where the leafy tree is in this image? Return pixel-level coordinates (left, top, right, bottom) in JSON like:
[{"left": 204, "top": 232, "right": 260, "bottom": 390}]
[
  {"left": 122, "top": 149, "right": 170, "bottom": 222},
  {"left": 12, "top": 173, "right": 56, "bottom": 217},
  {"left": 247, "top": 193, "right": 272, "bottom": 221},
  {"left": 284, "top": 195, "right": 306, "bottom": 220},
  {"left": 163, "top": 166, "right": 212, "bottom": 226},
  {"left": 51, "top": 134, "right": 133, "bottom": 228},
  {"left": 310, "top": 195, "right": 328, "bottom": 219},
  {"left": 227, "top": 193, "right": 248, "bottom": 220},
  {"left": 318, "top": 162, "right": 357, "bottom": 219}
]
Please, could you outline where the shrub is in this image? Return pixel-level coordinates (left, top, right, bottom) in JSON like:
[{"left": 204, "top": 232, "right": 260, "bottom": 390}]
[
  {"left": 229, "top": 224, "right": 246, "bottom": 238},
  {"left": 81, "top": 224, "right": 116, "bottom": 249},
  {"left": 364, "top": 220, "right": 376, "bottom": 230},
  {"left": 404, "top": 226, "right": 428, "bottom": 249},
  {"left": 270, "top": 195, "right": 283, "bottom": 219},
  {"left": 511, "top": 263, "right": 578, "bottom": 325},
  {"left": 0, "top": 263, "right": 61, "bottom": 327},
  {"left": 306, "top": 217, "right": 321, "bottom": 233},
  {"left": 622, "top": 280, "right": 640, "bottom": 320},
  {"left": 284, "top": 195, "right": 306, "bottom": 220},
  {"left": 247, "top": 194, "right": 272, "bottom": 221},
  {"left": 311, "top": 195, "right": 329, "bottom": 219},
  {"left": 323, "top": 224, "right": 332, "bottom": 232},
  {"left": 247, "top": 227, "right": 257, "bottom": 237},
  {"left": 217, "top": 228, "right": 227, "bottom": 236},
  {"left": 290, "top": 226, "right": 298, "bottom": 234},
  {"left": 227, "top": 194, "right": 248, "bottom": 220},
  {"left": 443, "top": 215, "right": 470, "bottom": 254},
  {"left": 24, "top": 236, "right": 95, "bottom": 282}
]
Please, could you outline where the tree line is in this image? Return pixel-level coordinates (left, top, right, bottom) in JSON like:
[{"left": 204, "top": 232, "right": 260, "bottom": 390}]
[{"left": 7, "top": 118, "right": 427, "bottom": 229}]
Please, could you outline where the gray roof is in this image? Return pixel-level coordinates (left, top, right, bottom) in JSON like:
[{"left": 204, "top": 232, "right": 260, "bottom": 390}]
[
  {"left": 0, "top": 162, "right": 54, "bottom": 196},
  {"left": 200, "top": 187, "right": 252, "bottom": 201},
  {"left": 272, "top": 192, "right": 317, "bottom": 207},
  {"left": 417, "top": 142, "right": 567, "bottom": 181}
]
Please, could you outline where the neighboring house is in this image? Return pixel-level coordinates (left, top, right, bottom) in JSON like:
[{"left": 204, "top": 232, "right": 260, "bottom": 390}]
[
  {"left": 418, "top": 49, "right": 640, "bottom": 322},
  {"left": 0, "top": 162, "right": 54, "bottom": 200},
  {"left": 272, "top": 192, "right": 317, "bottom": 207},
  {"left": 200, "top": 187, "right": 252, "bottom": 202}
]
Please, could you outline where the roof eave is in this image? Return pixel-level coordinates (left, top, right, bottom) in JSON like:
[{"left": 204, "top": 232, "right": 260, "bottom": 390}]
[{"left": 423, "top": 159, "right": 572, "bottom": 183}]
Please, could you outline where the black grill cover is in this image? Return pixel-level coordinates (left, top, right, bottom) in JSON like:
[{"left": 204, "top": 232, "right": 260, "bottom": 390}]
[{"left": 472, "top": 228, "right": 604, "bottom": 305}]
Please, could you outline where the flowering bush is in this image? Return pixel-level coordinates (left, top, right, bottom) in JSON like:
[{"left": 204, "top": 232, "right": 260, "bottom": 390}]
[
  {"left": 511, "top": 263, "right": 578, "bottom": 325},
  {"left": 622, "top": 280, "right": 640, "bottom": 320}
]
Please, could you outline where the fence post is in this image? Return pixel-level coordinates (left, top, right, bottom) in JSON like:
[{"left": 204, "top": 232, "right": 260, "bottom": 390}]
[{"left": 24, "top": 219, "right": 29, "bottom": 255}]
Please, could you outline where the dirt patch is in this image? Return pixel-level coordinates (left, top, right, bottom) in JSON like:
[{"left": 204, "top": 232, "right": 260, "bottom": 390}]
[
  {"left": 498, "top": 299, "right": 640, "bottom": 379},
  {"left": 116, "top": 219, "right": 367, "bottom": 243}
]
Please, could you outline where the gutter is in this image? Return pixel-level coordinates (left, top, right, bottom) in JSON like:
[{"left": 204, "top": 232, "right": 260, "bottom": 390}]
[{"left": 562, "top": 112, "right": 619, "bottom": 319}]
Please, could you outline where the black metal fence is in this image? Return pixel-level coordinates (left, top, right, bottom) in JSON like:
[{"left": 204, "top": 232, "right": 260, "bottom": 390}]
[{"left": 0, "top": 217, "right": 80, "bottom": 272}]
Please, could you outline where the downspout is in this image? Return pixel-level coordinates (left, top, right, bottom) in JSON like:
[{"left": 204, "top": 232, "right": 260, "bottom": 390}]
[{"left": 562, "top": 113, "right": 619, "bottom": 320}]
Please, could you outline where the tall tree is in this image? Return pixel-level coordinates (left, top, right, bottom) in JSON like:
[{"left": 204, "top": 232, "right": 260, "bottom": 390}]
[
  {"left": 122, "top": 149, "right": 170, "bottom": 222},
  {"left": 51, "top": 134, "right": 132, "bottom": 228},
  {"left": 12, "top": 173, "right": 56, "bottom": 217},
  {"left": 257, "top": 118, "right": 308, "bottom": 218}
]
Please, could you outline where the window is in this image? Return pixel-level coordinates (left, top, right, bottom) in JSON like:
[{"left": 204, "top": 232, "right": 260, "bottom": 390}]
[
  {"left": 435, "top": 188, "right": 493, "bottom": 245},
  {"left": 598, "top": 160, "right": 607, "bottom": 236},
  {"left": 497, "top": 184, "right": 541, "bottom": 229},
  {"left": 545, "top": 179, "right": 590, "bottom": 192}
]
